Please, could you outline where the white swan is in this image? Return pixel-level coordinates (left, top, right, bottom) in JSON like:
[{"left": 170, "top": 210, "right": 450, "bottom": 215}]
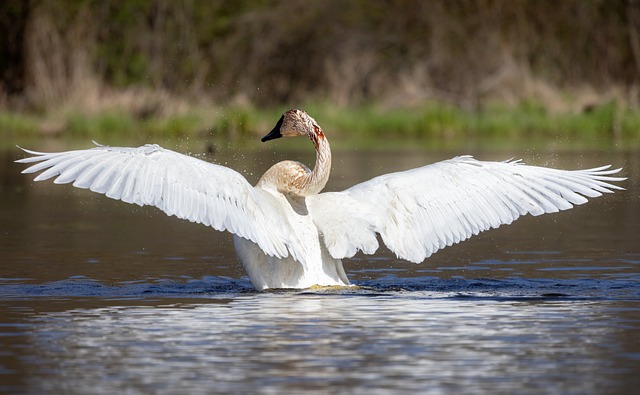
[{"left": 17, "top": 109, "right": 625, "bottom": 290}]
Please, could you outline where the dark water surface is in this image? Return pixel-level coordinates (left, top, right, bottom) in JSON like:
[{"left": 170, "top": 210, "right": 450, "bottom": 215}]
[{"left": 1, "top": 142, "right": 639, "bottom": 394}]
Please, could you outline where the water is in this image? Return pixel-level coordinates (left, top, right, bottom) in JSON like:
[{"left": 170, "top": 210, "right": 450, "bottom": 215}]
[{"left": 1, "top": 142, "right": 639, "bottom": 394}]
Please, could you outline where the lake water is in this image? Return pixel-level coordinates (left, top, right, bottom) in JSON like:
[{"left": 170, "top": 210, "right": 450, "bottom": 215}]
[{"left": 1, "top": 141, "right": 639, "bottom": 394}]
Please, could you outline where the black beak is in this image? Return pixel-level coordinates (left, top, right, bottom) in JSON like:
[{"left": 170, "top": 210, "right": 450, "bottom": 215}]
[{"left": 261, "top": 115, "right": 284, "bottom": 142}]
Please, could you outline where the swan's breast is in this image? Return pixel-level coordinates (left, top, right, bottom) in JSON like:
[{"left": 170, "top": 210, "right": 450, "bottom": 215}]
[
  {"left": 257, "top": 160, "right": 310, "bottom": 195},
  {"left": 258, "top": 186, "right": 323, "bottom": 261}
]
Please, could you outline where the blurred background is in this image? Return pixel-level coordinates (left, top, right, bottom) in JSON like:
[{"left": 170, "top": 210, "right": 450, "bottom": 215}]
[{"left": 1, "top": 0, "right": 639, "bottom": 146}]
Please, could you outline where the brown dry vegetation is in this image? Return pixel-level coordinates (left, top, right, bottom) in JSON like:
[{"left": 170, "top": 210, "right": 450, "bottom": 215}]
[{"left": 1, "top": 0, "right": 639, "bottom": 139}]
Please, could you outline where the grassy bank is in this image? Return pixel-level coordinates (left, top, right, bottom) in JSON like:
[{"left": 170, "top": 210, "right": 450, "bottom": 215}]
[{"left": 2, "top": 101, "right": 639, "bottom": 149}]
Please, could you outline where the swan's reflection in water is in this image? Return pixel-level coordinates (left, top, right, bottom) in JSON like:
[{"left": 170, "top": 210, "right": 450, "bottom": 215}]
[{"left": 25, "top": 292, "right": 637, "bottom": 394}]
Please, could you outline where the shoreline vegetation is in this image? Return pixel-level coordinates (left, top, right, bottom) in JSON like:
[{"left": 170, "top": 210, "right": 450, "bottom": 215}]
[
  {"left": 2, "top": 98, "right": 639, "bottom": 149},
  {"left": 1, "top": 1, "right": 639, "bottom": 148}
]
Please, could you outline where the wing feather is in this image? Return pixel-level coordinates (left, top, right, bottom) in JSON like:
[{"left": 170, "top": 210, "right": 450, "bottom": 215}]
[
  {"left": 311, "top": 156, "right": 624, "bottom": 263},
  {"left": 17, "top": 143, "right": 297, "bottom": 259}
]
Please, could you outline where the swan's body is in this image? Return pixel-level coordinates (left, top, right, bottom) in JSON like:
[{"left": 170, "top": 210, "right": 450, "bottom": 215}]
[{"left": 17, "top": 109, "right": 625, "bottom": 290}]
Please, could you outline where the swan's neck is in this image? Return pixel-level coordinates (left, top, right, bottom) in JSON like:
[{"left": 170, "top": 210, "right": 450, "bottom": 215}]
[{"left": 303, "top": 124, "right": 331, "bottom": 195}]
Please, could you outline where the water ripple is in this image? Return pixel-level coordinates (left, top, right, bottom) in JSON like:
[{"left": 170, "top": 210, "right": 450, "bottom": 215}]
[{"left": 1, "top": 275, "right": 638, "bottom": 302}]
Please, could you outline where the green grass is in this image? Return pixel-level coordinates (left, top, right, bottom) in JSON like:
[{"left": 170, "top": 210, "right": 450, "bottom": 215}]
[
  {"left": 2, "top": 100, "right": 639, "bottom": 149},
  {"left": 66, "top": 110, "right": 138, "bottom": 137},
  {"left": 0, "top": 111, "right": 41, "bottom": 136}
]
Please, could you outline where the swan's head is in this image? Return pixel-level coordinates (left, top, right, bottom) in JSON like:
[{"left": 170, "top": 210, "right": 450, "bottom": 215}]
[{"left": 261, "top": 109, "right": 316, "bottom": 142}]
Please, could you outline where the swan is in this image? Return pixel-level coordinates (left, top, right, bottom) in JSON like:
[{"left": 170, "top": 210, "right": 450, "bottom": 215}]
[{"left": 17, "top": 109, "right": 625, "bottom": 290}]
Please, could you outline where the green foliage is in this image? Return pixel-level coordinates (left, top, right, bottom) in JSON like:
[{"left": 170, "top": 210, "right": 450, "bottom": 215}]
[
  {"left": 0, "top": 112, "right": 40, "bottom": 135},
  {"left": 66, "top": 110, "right": 137, "bottom": 137},
  {"left": 151, "top": 113, "right": 204, "bottom": 138},
  {"left": 213, "top": 108, "right": 254, "bottom": 140},
  {"left": 2, "top": 101, "right": 639, "bottom": 148},
  {"left": 63, "top": 110, "right": 208, "bottom": 138}
]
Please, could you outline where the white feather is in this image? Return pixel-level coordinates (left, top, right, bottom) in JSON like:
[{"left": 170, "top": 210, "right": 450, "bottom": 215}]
[
  {"left": 310, "top": 156, "right": 625, "bottom": 263},
  {"left": 17, "top": 144, "right": 296, "bottom": 260}
]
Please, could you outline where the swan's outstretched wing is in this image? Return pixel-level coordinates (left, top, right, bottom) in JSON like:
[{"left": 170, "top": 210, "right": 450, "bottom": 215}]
[
  {"left": 310, "top": 156, "right": 625, "bottom": 263},
  {"left": 16, "top": 143, "right": 298, "bottom": 259}
]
